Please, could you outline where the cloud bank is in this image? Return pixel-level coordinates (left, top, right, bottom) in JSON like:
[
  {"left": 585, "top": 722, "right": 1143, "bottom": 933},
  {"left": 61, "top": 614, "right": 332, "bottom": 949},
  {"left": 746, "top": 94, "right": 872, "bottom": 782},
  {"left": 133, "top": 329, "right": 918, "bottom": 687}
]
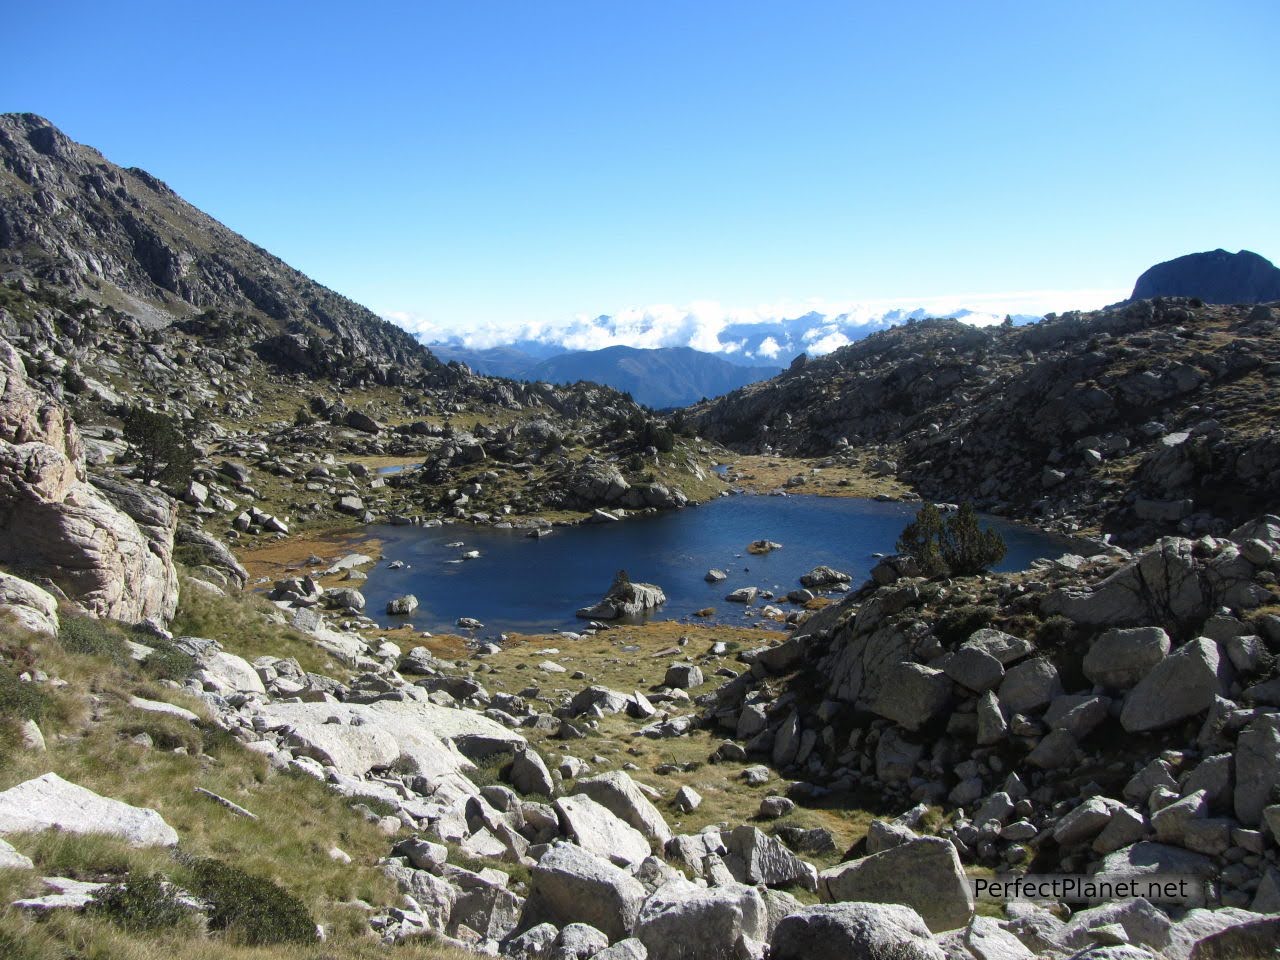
[{"left": 384, "top": 287, "right": 1127, "bottom": 361}]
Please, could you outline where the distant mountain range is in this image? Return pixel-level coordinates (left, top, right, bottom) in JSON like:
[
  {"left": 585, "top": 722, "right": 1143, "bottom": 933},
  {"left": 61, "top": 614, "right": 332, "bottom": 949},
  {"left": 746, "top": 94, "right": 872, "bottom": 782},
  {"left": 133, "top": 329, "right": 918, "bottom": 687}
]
[{"left": 429, "top": 343, "right": 782, "bottom": 409}]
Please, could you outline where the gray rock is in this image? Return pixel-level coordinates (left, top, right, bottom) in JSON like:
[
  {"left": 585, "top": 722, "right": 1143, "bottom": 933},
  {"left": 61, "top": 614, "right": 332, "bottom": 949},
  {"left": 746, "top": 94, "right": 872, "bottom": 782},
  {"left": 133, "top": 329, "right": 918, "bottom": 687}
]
[
  {"left": 876, "top": 726, "right": 924, "bottom": 782},
  {"left": 768, "top": 902, "right": 944, "bottom": 960},
  {"left": 998, "top": 658, "right": 1062, "bottom": 714},
  {"left": 1054, "top": 796, "right": 1122, "bottom": 847},
  {"left": 634, "top": 878, "right": 768, "bottom": 960},
  {"left": 965, "top": 915, "right": 1035, "bottom": 960},
  {"left": 819, "top": 836, "right": 974, "bottom": 933},
  {"left": 871, "top": 662, "right": 953, "bottom": 731},
  {"left": 724, "top": 825, "right": 816, "bottom": 890},
  {"left": 553, "top": 922, "right": 610, "bottom": 960},
  {"left": 663, "top": 663, "right": 703, "bottom": 690},
  {"left": 1093, "top": 805, "right": 1148, "bottom": 855},
  {"left": 942, "top": 647, "right": 1005, "bottom": 693},
  {"left": 1235, "top": 714, "right": 1280, "bottom": 826},
  {"left": 554, "top": 795, "right": 652, "bottom": 867},
  {"left": 511, "top": 747, "right": 556, "bottom": 797},
  {"left": 572, "top": 771, "right": 673, "bottom": 846},
  {"left": 1059, "top": 899, "right": 1172, "bottom": 952},
  {"left": 524, "top": 843, "right": 647, "bottom": 942},
  {"left": 1151, "top": 790, "right": 1209, "bottom": 843},
  {"left": 672, "top": 786, "right": 701, "bottom": 814},
  {"left": 589, "top": 938, "right": 648, "bottom": 960},
  {"left": 0, "top": 773, "right": 178, "bottom": 846},
  {"left": 1121, "top": 638, "right": 1232, "bottom": 733},
  {"left": 577, "top": 572, "right": 666, "bottom": 620},
  {"left": 0, "top": 836, "right": 33, "bottom": 869},
  {"left": 1026, "top": 729, "right": 1080, "bottom": 769},
  {"left": 962, "top": 629, "right": 1033, "bottom": 665},
  {"left": 387, "top": 594, "right": 419, "bottom": 616}
]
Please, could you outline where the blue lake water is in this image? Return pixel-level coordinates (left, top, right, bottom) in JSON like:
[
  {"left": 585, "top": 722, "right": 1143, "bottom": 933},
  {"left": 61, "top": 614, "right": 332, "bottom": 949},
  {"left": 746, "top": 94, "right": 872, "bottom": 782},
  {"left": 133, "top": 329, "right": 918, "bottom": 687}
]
[{"left": 358, "top": 495, "right": 1077, "bottom": 636}]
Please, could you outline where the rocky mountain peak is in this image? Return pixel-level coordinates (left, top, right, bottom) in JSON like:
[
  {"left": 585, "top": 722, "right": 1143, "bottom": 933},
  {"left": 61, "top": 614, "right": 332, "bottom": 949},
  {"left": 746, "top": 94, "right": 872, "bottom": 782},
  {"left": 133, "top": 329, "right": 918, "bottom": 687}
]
[
  {"left": 1131, "top": 248, "right": 1280, "bottom": 304},
  {"left": 0, "top": 113, "right": 438, "bottom": 376}
]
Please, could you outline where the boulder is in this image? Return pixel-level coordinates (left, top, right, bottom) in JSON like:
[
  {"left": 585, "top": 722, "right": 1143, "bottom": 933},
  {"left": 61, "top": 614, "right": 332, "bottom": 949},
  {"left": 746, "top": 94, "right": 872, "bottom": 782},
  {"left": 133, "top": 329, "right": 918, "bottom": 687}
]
[
  {"left": 961, "top": 629, "right": 1033, "bottom": 665},
  {"left": 510, "top": 747, "right": 556, "bottom": 797},
  {"left": 572, "top": 771, "right": 673, "bottom": 846},
  {"left": 0, "top": 836, "right": 34, "bottom": 870},
  {"left": 577, "top": 571, "right": 665, "bottom": 620},
  {"left": 818, "top": 836, "right": 974, "bottom": 933},
  {"left": 554, "top": 795, "right": 652, "bottom": 867},
  {"left": 0, "top": 571, "right": 59, "bottom": 636},
  {"left": 663, "top": 663, "right": 703, "bottom": 690},
  {"left": 942, "top": 647, "right": 1005, "bottom": 693},
  {"left": 998, "top": 658, "right": 1062, "bottom": 714},
  {"left": 523, "top": 843, "right": 647, "bottom": 942},
  {"left": 769, "top": 902, "right": 943, "bottom": 960},
  {"left": 1085, "top": 627, "right": 1171, "bottom": 689},
  {"left": 634, "top": 878, "right": 768, "bottom": 960},
  {"left": 870, "top": 662, "right": 952, "bottom": 731},
  {"left": 1234, "top": 714, "right": 1280, "bottom": 826},
  {"left": 799, "top": 566, "right": 852, "bottom": 589},
  {"left": 0, "top": 773, "right": 178, "bottom": 846},
  {"left": 724, "top": 825, "right": 817, "bottom": 890},
  {"left": 1121, "top": 638, "right": 1232, "bottom": 733},
  {"left": 387, "top": 594, "right": 419, "bottom": 616}
]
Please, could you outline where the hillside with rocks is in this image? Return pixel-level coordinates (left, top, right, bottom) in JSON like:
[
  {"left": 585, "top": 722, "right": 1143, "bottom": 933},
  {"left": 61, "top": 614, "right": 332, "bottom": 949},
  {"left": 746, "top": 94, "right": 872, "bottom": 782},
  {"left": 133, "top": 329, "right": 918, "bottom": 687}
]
[
  {"left": 2, "top": 320, "right": 1279, "bottom": 959},
  {"left": 693, "top": 298, "right": 1280, "bottom": 545}
]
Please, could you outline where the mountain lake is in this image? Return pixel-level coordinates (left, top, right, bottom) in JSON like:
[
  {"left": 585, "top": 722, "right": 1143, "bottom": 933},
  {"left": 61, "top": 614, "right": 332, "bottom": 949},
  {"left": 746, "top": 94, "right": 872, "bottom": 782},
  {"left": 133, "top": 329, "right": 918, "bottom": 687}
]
[{"left": 356, "top": 494, "right": 1080, "bottom": 636}]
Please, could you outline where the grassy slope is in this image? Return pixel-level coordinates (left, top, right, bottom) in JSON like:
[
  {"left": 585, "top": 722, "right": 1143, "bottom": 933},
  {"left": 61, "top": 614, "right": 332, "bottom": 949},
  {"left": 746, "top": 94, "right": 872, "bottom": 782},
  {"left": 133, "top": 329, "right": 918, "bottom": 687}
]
[{"left": 0, "top": 587, "right": 469, "bottom": 960}]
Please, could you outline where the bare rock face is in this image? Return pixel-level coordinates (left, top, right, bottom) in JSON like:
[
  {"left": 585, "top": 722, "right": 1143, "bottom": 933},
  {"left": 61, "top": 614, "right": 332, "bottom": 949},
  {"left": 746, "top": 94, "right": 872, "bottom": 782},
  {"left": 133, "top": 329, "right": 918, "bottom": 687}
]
[{"left": 0, "top": 337, "right": 178, "bottom": 622}]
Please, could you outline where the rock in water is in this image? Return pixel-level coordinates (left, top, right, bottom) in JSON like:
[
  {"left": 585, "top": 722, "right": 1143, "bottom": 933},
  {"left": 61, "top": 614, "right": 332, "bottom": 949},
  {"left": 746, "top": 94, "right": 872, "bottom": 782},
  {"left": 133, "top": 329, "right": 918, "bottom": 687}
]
[
  {"left": 576, "top": 570, "right": 666, "bottom": 620},
  {"left": 0, "top": 773, "right": 179, "bottom": 846}
]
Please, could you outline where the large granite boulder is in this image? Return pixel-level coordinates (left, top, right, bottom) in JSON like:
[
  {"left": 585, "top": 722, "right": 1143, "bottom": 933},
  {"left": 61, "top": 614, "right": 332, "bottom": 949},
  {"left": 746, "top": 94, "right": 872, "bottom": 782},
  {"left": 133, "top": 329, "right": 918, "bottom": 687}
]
[
  {"left": 769, "top": 902, "right": 943, "bottom": 960},
  {"left": 571, "top": 771, "right": 673, "bottom": 846},
  {"left": 1120, "top": 638, "right": 1232, "bottom": 733},
  {"left": 554, "top": 795, "right": 652, "bottom": 867},
  {"left": 818, "top": 836, "right": 974, "bottom": 933},
  {"left": 634, "top": 878, "right": 768, "bottom": 960},
  {"left": 0, "top": 337, "right": 178, "bottom": 622},
  {"left": 0, "top": 773, "right": 178, "bottom": 846},
  {"left": 523, "top": 843, "right": 646, "bottom": 941},
  {"left": 1084, "top": 627, "right": 1171, "bottom": 689}
]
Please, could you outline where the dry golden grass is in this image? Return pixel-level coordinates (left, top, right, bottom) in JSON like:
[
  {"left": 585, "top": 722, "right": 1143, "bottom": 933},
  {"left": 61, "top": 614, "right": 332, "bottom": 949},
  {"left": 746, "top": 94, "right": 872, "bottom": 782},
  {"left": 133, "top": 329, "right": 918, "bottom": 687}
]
[{"left": 724, "top": 454, "right": 912, "bottom": 500}]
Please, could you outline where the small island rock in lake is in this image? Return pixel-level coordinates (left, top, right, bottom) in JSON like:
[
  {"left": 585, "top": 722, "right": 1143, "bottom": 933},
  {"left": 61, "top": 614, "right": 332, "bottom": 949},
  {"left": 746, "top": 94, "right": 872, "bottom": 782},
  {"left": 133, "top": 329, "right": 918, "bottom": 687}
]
[{"left": 576, "top": 570, "right": 666, "bottom": 620}]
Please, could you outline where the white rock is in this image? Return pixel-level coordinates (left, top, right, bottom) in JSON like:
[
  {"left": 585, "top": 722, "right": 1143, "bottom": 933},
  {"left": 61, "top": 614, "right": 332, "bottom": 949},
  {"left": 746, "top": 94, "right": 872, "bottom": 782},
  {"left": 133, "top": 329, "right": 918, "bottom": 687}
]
[{"left": 0, "top": 773, "right": 178, "bottom": 846}]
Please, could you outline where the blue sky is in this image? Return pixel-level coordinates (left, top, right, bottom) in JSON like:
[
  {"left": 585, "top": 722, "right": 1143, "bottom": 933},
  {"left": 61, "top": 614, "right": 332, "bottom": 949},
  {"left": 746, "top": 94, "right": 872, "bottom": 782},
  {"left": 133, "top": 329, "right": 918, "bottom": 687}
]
[{"left": 4, "top": 1, "right": 1277, "bottom": 340}]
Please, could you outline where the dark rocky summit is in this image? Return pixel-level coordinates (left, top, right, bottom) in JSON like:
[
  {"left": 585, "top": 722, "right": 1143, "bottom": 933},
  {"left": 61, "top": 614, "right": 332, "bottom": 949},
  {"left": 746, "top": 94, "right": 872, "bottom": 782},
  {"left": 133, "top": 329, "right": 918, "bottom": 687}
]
[{"left": 1132, "top": 250, "right": 1280, "bottom": 305}]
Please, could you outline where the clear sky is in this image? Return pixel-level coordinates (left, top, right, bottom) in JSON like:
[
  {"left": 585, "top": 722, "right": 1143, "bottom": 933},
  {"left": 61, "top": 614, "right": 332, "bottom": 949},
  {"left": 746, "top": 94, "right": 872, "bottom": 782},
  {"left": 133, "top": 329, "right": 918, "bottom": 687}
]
[{"left": 3, "top": 1, "right": 1277, "bottom": 338}]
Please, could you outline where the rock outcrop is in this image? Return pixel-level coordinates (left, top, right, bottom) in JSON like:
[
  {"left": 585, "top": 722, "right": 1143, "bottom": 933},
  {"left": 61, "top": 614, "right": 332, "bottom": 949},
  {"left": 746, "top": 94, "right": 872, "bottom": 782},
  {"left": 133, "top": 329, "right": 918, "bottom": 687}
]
[{"left": 0, "top": 337, "right": 177, "bottom": 621}]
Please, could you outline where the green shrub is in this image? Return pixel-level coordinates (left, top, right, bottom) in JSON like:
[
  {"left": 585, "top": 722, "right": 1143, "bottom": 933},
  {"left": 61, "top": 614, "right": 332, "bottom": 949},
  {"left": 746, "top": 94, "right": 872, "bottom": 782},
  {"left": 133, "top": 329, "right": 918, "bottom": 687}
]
[
  {"left": 0, "top": 666, "right": 46, "bottom": 722},
  {"left": 897, "top": 502, "right": 1007, "bottom": 577},
  {"left": 141, "top": 640, "right": 195, "bottom": 681},
  {"left": 185, "top": 857, "right": 316, "bottom": 945},
  {"left": 934, "top": 604, "right": 998, "bottom": 646},
  {"left": 58, "top": 616, "right": 130, "bottom": 664},
  {"left": 88, "top": 873, "right": 189, "bottom": 932}
]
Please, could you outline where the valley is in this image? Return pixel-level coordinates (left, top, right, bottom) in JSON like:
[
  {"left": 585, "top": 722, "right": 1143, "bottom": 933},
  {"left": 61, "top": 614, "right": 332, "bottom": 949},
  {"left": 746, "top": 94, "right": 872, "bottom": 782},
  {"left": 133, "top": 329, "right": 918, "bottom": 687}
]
[{"left": 0, "top": 112, "right": 1279, "bottom": 960}]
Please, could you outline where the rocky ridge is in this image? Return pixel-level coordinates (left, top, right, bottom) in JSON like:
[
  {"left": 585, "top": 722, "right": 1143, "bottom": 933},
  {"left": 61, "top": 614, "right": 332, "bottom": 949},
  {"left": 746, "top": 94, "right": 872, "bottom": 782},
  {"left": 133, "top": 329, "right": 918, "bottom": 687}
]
[{"left": 693, "top": 299, "right": 1280, "bottom": 545}]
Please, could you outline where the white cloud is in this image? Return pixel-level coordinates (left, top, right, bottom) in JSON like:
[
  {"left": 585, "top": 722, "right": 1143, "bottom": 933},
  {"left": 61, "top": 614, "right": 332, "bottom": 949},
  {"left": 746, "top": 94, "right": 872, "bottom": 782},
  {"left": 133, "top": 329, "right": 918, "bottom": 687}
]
[
  {"left": 755, "top": 336, "right": 781, "bottom": 359},
  {"left": 382, "top": 287, "right": 1129, "bottom": 357}
]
